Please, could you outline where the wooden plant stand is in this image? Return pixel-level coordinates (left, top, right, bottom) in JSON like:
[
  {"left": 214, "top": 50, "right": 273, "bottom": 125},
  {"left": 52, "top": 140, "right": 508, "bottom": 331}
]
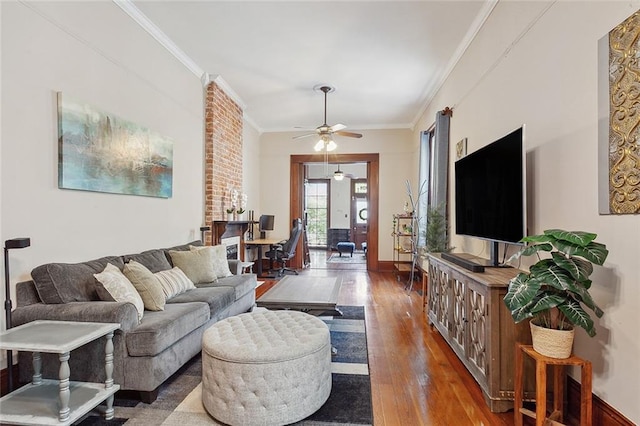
[{"left": 514, "top": 343, "right": 592, "bottom": 426}]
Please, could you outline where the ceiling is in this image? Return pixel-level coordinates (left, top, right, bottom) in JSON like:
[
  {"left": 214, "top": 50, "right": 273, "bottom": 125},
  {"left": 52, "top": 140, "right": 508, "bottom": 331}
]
[{"left": 125, "top": 1, "right": 495, "bottom": 133}]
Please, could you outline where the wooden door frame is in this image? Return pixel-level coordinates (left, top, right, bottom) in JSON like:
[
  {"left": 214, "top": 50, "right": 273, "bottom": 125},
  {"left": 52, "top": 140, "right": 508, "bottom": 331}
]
[{"left": 290, "top": 153, "right": 379, "bottom": 271}]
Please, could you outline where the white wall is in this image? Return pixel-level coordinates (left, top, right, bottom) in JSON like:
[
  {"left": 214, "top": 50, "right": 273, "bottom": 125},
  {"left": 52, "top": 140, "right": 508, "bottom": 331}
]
[
  {"left": 415, "top": 1, "right": 640, "bottom": 421},
  {"left": 0, "top": 0, "right": 205, "bottom": 357},
  {"left": 259, "top": 129, "right": 414, "bottom": 259},
  {"left": 242, "top": 119, "right": 261, "bottom": 219}
]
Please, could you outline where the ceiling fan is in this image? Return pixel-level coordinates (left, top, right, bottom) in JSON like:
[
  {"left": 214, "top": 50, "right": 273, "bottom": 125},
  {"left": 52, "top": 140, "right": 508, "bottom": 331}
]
[{"left": 293, "top": 85, "right": 362, "bottom": 151}]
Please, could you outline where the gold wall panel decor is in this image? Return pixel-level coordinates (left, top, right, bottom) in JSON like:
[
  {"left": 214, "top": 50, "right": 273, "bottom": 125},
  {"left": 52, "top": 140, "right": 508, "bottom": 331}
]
[{"left": 607, "top": 10, "right": 640, "bottom": 214}]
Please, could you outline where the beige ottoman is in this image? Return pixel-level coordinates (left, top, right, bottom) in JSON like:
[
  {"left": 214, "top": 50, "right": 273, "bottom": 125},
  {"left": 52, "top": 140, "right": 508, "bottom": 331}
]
[{"left": 202, "top": 310, "right": 332, "bottom": 426}]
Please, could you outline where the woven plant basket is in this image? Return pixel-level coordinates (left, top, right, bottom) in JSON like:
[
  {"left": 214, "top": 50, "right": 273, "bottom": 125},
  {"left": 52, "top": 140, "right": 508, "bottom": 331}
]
[{"left": 530, "top": 322, "right": 575, "bottom": 359}]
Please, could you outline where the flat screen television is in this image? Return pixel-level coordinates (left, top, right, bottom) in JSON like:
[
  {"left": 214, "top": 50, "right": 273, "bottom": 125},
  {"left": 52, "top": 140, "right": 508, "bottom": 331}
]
[{"left": 453, "top": 126, "right": 526, "bottom": 267}]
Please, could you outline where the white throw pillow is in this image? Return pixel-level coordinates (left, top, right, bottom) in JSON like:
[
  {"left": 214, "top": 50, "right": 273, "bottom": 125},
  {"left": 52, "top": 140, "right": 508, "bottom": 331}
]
[
  {"left": 169, "top": 248, "right": 217, "bottom": 284},
  {"left": 190, "top": 245, "right": 233, "bottom": 279},
  {"left": 123, "top": 261, "right": 166, "bottom": 311},
  {"left": 94, "top": 263, "right": 144, "bottom": 322},
  {"left": 155, "top": 267, "right": 196, "bottom": 299}
]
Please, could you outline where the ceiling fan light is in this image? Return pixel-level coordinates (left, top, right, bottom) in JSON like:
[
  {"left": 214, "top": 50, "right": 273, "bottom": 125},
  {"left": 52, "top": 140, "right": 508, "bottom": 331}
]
[
  {"left": 326, "top": 140, "right": 337, "bottom": 151},
  {"left": 314, "top": 139, "right": 325, "bottom": 151}
]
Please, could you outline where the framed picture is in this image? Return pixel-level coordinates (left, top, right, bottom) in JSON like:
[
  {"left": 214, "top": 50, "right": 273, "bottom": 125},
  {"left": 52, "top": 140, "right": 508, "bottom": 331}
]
[
  {"left": 456, "top": 138, "right": 467, "bottom": 159},
  {"left": 57, "top": 93, "right": 173, "bottom": 198}
]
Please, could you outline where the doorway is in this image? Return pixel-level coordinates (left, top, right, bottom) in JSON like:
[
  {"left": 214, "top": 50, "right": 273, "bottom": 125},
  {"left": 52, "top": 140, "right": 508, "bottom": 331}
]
[{"left": 290, "top": 153, "right": 379, "bottom": 272}]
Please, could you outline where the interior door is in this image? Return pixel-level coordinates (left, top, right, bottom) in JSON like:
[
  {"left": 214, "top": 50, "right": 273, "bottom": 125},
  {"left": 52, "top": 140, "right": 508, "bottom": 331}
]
[{"left": 351, "top": 179, "right": 367, "bottom": 249}]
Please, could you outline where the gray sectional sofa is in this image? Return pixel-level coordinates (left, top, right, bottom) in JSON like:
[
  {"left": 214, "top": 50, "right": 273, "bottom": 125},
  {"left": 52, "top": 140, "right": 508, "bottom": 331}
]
[{"left": 12, "top": 241, "right": 257, "bottom": 402}]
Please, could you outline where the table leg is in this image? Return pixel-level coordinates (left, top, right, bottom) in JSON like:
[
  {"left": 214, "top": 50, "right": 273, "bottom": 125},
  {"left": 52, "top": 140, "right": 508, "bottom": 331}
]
[
  {"left": 514, "top": 344, "right": 524, "bottom": 426},
  {"left": 256, "top": 245, "right": 264, "bottom": 276},
  {"left": 32, "top": 351, "right": 42, "bottom": 384},
  {"left": 104, "top": 331, "right": 116, "bottom": 420},
  {"left": 535, "top": 358, "right": 547, "bottom": 426},
  {"left": 553, "top": 364, "right": 565, "bottom": 422},
  {"left": 58, "top": 351, "right": 71, "bottom": 422},
  {"left": 581, "top": 361, "right": 593, "bottom": 426}
]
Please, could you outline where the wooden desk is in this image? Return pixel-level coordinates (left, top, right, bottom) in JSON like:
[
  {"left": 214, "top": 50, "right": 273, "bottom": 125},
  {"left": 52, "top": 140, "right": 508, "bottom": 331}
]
[
  {"left": 515, "top": 343, "right": 592, "bottom": 426},
  {"left": 246, "top": 238, "right": 284, "bottom": 277}
]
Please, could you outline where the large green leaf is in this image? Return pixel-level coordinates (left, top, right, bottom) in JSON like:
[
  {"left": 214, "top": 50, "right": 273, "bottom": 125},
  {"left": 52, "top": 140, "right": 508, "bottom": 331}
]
[
  {"left": 551, "top": 252, "right": 593, "bottom": 281},
  {"left": 521, "top": 234, "right": 554, "bottom": 244},
  {"left": 528, "top": 294, "right": 564, "bottom": 314},
  {"left": 557, "top": 299, "right": 596, "bottom": 337},
  {"left": 529, "top": 264, "right": 574, "bottom": 291},
  {"left": 544, "top": 229, "right": 597, "bottom": 247},
  {"left": 504, "top": 273, "right": 540, "bottom": 312},
  {"left": 509, "top": 304, "right": 535, "bottom": 323},
  {"left": 569, "top": 283, "right": 604, "bottom": 318},
  {"left": 506, "top": 243, "right": 553, "bottom": 263},
  {"left": 553, "top": 240, "right": 609, "bottom": 265}
]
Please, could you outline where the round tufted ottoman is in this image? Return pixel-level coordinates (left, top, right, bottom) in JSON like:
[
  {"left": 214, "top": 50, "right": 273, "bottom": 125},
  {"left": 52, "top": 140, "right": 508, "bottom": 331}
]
[{"left": 201, "top": 310, "right": 332, "bottom": 426}]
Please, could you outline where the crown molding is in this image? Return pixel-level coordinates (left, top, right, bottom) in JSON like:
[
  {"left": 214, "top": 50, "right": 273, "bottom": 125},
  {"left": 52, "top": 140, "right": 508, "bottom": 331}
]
[
  {"left": 113, "top": 0, "right": 204, "bottom": 79},
  {"left": 203, "top": 73, "right": 247, "bottom": 111},
  {"left": 411, "top": 0, "right": 498, "bottom": 128}
]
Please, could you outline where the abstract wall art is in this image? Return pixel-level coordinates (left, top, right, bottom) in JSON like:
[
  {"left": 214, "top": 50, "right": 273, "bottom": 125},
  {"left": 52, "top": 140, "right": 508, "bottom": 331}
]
[{"left": 57, "top": 93, "right": 173, "bottom": 198}]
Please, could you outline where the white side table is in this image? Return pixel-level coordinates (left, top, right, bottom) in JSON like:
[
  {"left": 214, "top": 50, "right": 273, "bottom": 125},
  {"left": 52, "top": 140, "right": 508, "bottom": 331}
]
[
  {"left": 239, "top": 261, "right": 254, "bottom": 274},
  {"left": 0, "top": 320, "right": 121, "bottom": 425}
]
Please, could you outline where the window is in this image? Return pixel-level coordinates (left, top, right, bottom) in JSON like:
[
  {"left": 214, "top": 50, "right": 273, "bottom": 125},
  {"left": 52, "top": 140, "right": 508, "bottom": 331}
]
[{"left": 305, "top": 179, "right": 330, "bottom": 247}]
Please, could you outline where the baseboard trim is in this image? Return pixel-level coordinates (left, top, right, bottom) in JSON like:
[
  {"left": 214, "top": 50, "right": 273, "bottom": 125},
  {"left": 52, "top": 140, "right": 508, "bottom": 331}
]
[{"left": 567, "top": 377, "right": 634, "bottom": 425}]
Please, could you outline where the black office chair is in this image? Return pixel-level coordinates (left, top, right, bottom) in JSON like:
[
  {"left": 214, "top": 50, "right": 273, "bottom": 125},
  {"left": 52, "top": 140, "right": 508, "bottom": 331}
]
[{"left": 266, "top": 218, "right": 303, "bottom": 276}]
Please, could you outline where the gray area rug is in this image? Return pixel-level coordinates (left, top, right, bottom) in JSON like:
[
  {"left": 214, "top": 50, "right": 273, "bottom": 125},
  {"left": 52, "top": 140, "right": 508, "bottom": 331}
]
[
  {"left": 79, "top": 306, "right": 372, "bottom": 425},
  {"left": 326, "top": 253, "right": 366, "bottom": 264}
]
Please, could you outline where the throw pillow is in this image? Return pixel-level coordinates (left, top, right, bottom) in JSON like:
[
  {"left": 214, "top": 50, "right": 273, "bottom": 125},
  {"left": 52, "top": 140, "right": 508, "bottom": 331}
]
[
  {"left": 190, "top": 245, "right": 233, "bottom": 279},
  {"left": 168, "top": 249, "right": 217, "bottom": 284},
  {"left": 123, "top": 261, "right": 166, "bottom": 311},
  {"left": 93, "top": 263, "right": 144, "bottom": 322},
  {"left": 155, "top": 267, "right": 196, "bottom": 299}
]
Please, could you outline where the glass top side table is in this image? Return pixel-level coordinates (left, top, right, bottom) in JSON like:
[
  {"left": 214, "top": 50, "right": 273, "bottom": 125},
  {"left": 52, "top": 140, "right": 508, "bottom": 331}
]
[{"left": 0, "top": 320, "right": 121, "bottom": 426}]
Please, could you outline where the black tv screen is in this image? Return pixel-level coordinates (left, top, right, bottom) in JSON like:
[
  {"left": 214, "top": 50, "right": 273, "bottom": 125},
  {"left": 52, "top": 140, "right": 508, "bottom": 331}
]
[{"left": 455, "top": 127, "right": 525, "bottom": 245}]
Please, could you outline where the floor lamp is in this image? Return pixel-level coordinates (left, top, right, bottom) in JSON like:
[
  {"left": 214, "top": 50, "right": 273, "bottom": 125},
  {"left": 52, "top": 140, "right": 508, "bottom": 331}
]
[{"left": 4, "top": 237, "right": 30, "bottom": 392}]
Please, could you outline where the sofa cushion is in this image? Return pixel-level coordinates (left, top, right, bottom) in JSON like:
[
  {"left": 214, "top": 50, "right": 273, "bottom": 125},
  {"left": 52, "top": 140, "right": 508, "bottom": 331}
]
[
  {"left": 198, "top": 274, "right": 256, "bottom": 302},
  {"left": 32, "top": 255, "right": 125, "bottom": 304},
  {"left": 94, "top": 263, "right": 144, "bottom": 322},
  {"left": 125, "top": 302, "right": 209, "bottom": 357},
  {"left": 123, "top": 250, "right": 172, "bottom": 273},
  {"left": 168, "top": 249, "right": 217, "bottom": 284},
  {"left": 190, "top": 245, "right": 233, "bottom": 278},
  {"left": 155, "top": 267, "right": 196, "bottom": 299},
  {"left": 166, "top": 286, "right": 235, "bottom": 317},
  {"left": 163, "top": 240, "right": 203, "bottom": 266},
  {"left": 123, "top": 261, "right": 166, "bottom": 311}
]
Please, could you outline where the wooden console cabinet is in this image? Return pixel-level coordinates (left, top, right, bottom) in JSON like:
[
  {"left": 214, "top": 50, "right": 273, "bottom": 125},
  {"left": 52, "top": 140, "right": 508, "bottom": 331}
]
[{"left": 426, "top": 253, "right": 532, "bottom": 412}]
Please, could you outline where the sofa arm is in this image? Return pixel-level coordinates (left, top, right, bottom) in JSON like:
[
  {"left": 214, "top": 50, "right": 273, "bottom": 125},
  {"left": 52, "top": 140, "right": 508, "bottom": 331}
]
[
  {"left": 227, "top": 259, "right": 241, "bottom": 275},
  {"left": 12, "top": 301, "right": 139, "bottom": 332}
]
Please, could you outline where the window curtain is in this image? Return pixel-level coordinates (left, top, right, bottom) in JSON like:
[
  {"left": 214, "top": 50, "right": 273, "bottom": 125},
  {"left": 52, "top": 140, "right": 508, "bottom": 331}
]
[
  {"left": 419, "top": 108, "right": 451, "bottom": 250},
  {"left": 430, "top": 109, "right": 450, "bottom": 211}
]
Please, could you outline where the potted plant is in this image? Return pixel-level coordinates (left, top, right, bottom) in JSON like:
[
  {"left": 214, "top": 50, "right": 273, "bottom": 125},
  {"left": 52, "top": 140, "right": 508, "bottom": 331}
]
[
  {"left": 236, "top": 208, "right": 246, "bottom": 220},
  {"left": 226, "top": 207, "right": 235, "bottom": 221},
  {"left": 503, "top": 229, "right": 609, "bottom": 358}
]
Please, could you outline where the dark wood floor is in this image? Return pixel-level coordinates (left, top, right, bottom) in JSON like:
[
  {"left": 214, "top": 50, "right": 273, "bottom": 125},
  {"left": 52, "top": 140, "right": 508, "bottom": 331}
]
[{"left": 257, "top": 268, "right": 516, "bottom": 426}]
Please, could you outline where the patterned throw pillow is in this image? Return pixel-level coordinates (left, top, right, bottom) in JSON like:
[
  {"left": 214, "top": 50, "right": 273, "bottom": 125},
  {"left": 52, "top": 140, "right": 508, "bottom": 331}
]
[
  {"left": 93, "top": 263, "right": 144, "bottom": 322},
  {"left": 155, "top": 267, "right": 196, "bottom": 300},
  {"left": 190, "top": 245, "right": 233, "bottom": 279},
  {"left": 123, "top": 261, "right": 166, "bottom": 311},
  {"left": 169, "top": 248, "right": 217, "bottom": 284}
]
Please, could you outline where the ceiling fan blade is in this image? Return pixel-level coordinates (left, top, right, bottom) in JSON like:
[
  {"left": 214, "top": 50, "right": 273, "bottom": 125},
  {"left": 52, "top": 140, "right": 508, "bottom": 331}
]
[
  {"left": 330, "top": 123, "right": 346, "bottom": 132},
  {"left": 293, "top": 132, "right": 317, "bottom": 140},
  {"left": 335, "top": 130, "right": 363, "bottom": 138}
]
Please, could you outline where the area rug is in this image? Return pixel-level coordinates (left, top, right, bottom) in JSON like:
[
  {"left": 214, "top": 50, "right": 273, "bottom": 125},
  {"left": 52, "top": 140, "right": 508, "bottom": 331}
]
[
  {"left": 326, "top": 253, "right": 367, "bottom": 264},
  {"left": 78, "top": 306, "right": 372, "bottom": 426}
]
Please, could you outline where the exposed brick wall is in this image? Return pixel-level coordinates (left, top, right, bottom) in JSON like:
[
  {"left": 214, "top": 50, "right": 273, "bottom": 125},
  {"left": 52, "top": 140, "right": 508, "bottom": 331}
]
[{"left": 204, "top": 81, "right": 243, "bottom": 245}]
